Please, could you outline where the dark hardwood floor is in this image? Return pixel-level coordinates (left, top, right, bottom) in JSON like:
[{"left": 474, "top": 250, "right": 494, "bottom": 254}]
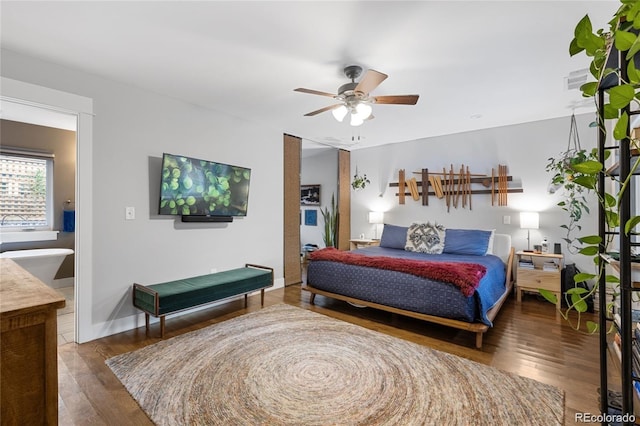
[{"left": 58, "top": 285, "right": 609, "bottom": 425}]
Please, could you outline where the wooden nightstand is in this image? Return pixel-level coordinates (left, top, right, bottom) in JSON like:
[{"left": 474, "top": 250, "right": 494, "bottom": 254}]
[
  {"left": 515, "top": 251, "right": 564, "bottom": 310},
  {"left": 349, "top": 239, "right": 380, "bottom": 250}
]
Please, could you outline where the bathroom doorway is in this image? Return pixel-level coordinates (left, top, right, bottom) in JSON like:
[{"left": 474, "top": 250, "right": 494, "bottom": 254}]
[
  {"left": 1, "top": 104, "right": 77, "bottom": 344},
  {"left": 1, "top": 77, "right": 94, "bottom": 344}
]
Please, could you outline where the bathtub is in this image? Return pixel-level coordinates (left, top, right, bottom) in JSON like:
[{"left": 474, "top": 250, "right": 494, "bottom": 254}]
[{"left": 1, "top": 248, "right": 74, "bottom": 288}]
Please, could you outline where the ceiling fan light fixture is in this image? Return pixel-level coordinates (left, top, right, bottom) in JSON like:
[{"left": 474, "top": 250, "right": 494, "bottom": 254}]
[{"left": 332, "top": 105, "right": 348, "bottom": 122}]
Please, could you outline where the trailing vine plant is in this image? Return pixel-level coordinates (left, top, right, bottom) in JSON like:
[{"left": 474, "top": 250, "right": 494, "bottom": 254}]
[
  {"left": 351, "top": 166, "right": 370, "bottom": 191},
  {"left": 541, "top": 1, "right": 640, "bottom": 333},
  {"left": 545, "top": 114, "right": 600, "bottom": 254}
]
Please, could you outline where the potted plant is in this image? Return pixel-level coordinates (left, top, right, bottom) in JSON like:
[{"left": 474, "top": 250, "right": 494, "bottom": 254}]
[
  {"left": 320, "top": 193, "right": 337, "bottom": 248},
  {"left": 351, "top": 167, "right": 370, "bottom": 191},
  {"left": 545, "top": 119, "right": 601, "bottom": 254}
]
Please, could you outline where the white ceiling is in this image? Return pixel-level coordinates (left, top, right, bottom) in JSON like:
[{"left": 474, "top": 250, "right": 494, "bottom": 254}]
[{"left": 0, "top": 1, "right": 616, "bottom": 150}]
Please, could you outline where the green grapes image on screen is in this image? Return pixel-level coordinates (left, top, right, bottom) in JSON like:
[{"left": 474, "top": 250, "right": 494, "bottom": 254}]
[{"left": 159, "top": 155, "right": 250, "bottom": 216}]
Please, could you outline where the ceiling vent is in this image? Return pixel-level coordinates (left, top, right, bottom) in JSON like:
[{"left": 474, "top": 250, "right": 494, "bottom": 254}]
[{"left": 566, "top": 69, "right": 589, "bottom": 90}]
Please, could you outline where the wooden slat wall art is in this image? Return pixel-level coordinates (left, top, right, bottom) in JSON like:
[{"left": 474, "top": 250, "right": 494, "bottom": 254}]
[
  {"left": 491, "top": 168, "right": 495, "bottom": 206},
  {"left": 391, "top": 163, "right": 522, "bottom": 210},
  {"left": 398, "top": 169, "right": 406, "bottom": 205},
  {"left": 408, "top": 178, "right": 420, "bottom": 201},
  {"left": 498, "top": 164, "right": 508, "bottom": 206},
  {"left": 421, "top": 169, "right": 429, "bottom": 206}
]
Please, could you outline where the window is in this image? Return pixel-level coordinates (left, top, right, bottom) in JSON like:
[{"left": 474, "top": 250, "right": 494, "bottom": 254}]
[{"left": 0, "top": 149, "right": 54, "bottom": 230}]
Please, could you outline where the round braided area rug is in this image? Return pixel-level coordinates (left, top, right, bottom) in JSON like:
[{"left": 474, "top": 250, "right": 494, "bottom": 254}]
[{"left": 107, "top": 304, "right": 564, "bottom": 425}]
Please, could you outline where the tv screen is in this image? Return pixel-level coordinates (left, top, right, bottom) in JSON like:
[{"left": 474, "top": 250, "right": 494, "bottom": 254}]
[{"left": 158, "top": 153, "right": 251, "bottom": 217}]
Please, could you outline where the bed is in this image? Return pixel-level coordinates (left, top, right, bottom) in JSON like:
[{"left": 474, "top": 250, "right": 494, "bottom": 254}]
[{"left": 303, "top": 224, "right": 514, "bottom": 349}]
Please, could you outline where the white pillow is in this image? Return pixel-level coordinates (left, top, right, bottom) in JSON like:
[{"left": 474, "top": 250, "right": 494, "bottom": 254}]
[{"left": 485, "top": 229, "right": 496, "bottom": 255}]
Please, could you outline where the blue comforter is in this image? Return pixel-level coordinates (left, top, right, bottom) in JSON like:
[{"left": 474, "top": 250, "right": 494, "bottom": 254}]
[{"left": 307, "top": 246, "right": 507, "bottom": 326}]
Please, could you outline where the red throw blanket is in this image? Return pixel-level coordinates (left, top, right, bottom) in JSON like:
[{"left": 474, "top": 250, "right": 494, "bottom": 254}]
[{"left": 309, "top": 248, "right": 486, "bottom": 297}]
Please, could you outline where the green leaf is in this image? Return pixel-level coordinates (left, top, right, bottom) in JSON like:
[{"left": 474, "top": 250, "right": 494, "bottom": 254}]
[
  {"left": 578, "top": 235, "right": 601, "bottom": 245},
  {"left": 574, "top": 272, "right": 597, "bottom": 282},
  {"left": 627, "top": 35, "right": 640, "bottom": 61},
  {"left": 574, "top": 14, "right": 593, "bottom": 41},
  {"left": 625, "top": 215, "right": 640, "bottom": 235},
  {"left": 572, "top": 176, "right": 596, "bottom": 189},
  {"left": 615, "top": 30, "right": 637, "bottom": 51},
  {"left": 628, "top": 56, "right": 640, "bottom": 84},
  {"left": 579, "top": 246, "right": 599, "bottom": 256},
  {"left": 586, "top": 321, "right": 599, "bottom": 333},
  {"left": 580, "top": 81, "right": 598, "bottom": 96},
  {"left": 604, "top": 103, "right": 620, "bottom": 119},
  {"left": 606, "top": 274, "right": 620, "bottom": 283},
  {"left": 570, "top": 37, "right": 584, "bottom": 56},
  {"left": 571, "top": 160, "right": 603, "bottom": 174},
  {"left": 539, "top": 289, "right": 558, "bottom": 305},
  {"left": 608, "top": 84, "right": 636, "bottom": 109},
  {"left": 605, "top": 192, "right": 617, "bottom": 207},
  {"left": 614, "top": 111, "right": 630, "bottom": 140},
  {"left": 571, "top": 293, "right": 588, "bottom": 313},
  {"left": 567, "top": 287, "right": 589, "bottom": 295},
  {"left": 629, "top": 0, "right": 640, "bottom": 21}
]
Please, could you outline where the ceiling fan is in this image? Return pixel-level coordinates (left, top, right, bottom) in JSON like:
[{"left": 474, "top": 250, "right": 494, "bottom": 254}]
[{"left": 294, "top": 65, "right": 419, "bottom": 127}]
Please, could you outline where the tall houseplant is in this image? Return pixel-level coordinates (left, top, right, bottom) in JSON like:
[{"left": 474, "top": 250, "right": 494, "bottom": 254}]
[
  {"left": 320, "top": 193, "right": 337, "bottom": 248},
  {"left": 543, "top": 1, "right": 640, "bottom": 332}
]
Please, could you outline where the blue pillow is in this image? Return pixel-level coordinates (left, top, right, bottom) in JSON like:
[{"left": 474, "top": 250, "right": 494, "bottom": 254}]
[
  {"left": 443, "top": 229, "right": 492, "bottom": 256},
  {"left": 379, "top": 224, "right": 409, "bottom": 249}
]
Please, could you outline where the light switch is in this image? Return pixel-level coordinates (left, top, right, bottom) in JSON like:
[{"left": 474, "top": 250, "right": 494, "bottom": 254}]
[
  {"left": 503, "top": 215, "right": 511, "bottom": 225},
  {"left": 125, "top": 207, "right": 135, "bottom": 220}
]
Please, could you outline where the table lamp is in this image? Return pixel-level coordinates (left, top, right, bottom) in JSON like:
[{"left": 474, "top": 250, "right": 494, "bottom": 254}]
[
  {"left": 368, "top": 211, "right": 384, "bottom": 240},
  {"left": 520, "top": 211, "right": 539, "bottom": 252}
]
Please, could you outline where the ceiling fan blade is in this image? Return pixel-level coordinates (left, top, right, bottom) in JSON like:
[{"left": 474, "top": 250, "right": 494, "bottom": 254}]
[
  {"left": 294, "top": 88, "right": 337, "bottom": 98},
  {"left": 374, "top": 95, "right": 419, "bottom": 105},
  {"left": 355, "top": 69, "right": 388, "bottom": 95},
  {"left": 304, "top": 104, "right": 343, "bottom": 117}
]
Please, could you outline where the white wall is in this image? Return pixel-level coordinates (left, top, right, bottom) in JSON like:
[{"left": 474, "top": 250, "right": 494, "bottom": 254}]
[
  {"left": 350, "top": 113, "right": 598, "bottom": 274},
  {"left": 300, "top": 148, "right": 338, "bottom": 248},
  {"left": 1, "top": 49, "right": 284, "bottom": 340}
]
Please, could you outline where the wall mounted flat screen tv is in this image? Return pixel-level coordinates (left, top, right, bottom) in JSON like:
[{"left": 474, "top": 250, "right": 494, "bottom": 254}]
[{"left": 159, "top": 153, "right": 251, "bottom": 217}]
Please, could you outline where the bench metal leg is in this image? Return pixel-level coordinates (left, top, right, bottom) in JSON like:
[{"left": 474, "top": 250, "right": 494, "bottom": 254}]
[
  {"left": 244, "top": 293, "right": 248, "bottom": 308},
  {"left": 145, "top": 313, "right": 149, "bottom": 335},
  {"left": 261, "top": 289, "right": 265, "bottom": 306},
  {"left": 160, "top": 316, "right": 165, "bottom": 338}
]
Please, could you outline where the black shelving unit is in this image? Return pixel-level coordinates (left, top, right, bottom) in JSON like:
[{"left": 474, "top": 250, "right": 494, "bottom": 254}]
[{"left": 597, "top": 40, "right": 639, "bottom": 425}]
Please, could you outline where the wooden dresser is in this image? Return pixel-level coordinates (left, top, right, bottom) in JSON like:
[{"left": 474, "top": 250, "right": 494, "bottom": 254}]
[{"left": 1, "top": 258, "right": 65, "bottom": 425}]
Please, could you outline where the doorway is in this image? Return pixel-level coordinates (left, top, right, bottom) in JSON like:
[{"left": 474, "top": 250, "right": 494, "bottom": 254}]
[
  {"left": 0, "top": 111, "right": 77, "bottom": 343},
  {"left": 283, "top": 135, "right": 351, "bottom": 286},
  {"left": 1, "top": 77, "right": 94, "bottom": 343}
]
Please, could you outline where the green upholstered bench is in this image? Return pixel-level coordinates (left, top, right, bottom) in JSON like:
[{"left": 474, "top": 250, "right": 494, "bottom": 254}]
[{"left": 133, "top": 263, "right": 273, "bottom": 337}]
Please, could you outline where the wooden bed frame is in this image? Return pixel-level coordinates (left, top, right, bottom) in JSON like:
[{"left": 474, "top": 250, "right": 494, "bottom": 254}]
[{"left": 303, "top": 247, "right": 514, "bottom": 349}]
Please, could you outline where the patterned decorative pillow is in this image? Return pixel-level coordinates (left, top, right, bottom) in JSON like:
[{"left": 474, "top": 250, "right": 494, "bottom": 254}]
[{"left": 405, "top": 222, "right": 446, "bottom": 254}]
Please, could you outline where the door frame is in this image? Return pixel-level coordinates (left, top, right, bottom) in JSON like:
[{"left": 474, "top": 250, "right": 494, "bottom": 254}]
[
  {"left": 1, "top": 77, "right": 94, "bottom": 343},
  {"left": 283, "top": 134, "right": 302, "bottom": 285}
]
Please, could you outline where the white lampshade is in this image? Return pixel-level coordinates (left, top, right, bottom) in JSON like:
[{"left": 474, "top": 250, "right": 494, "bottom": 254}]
[
  {"left": 350, "top": 113, "right": 364, "bottom": 127},
  {"left": 368, "top": 211, "right": 384, "bottom": 224},
  {"left": 355, "top": 103, "right": 373, "bottom": 120},
  {"left": 520, "top": 212, "right": 540, "bottom": 229},
  {"left": 332, "top": 105, "right": 348, "bottom": 122}
]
